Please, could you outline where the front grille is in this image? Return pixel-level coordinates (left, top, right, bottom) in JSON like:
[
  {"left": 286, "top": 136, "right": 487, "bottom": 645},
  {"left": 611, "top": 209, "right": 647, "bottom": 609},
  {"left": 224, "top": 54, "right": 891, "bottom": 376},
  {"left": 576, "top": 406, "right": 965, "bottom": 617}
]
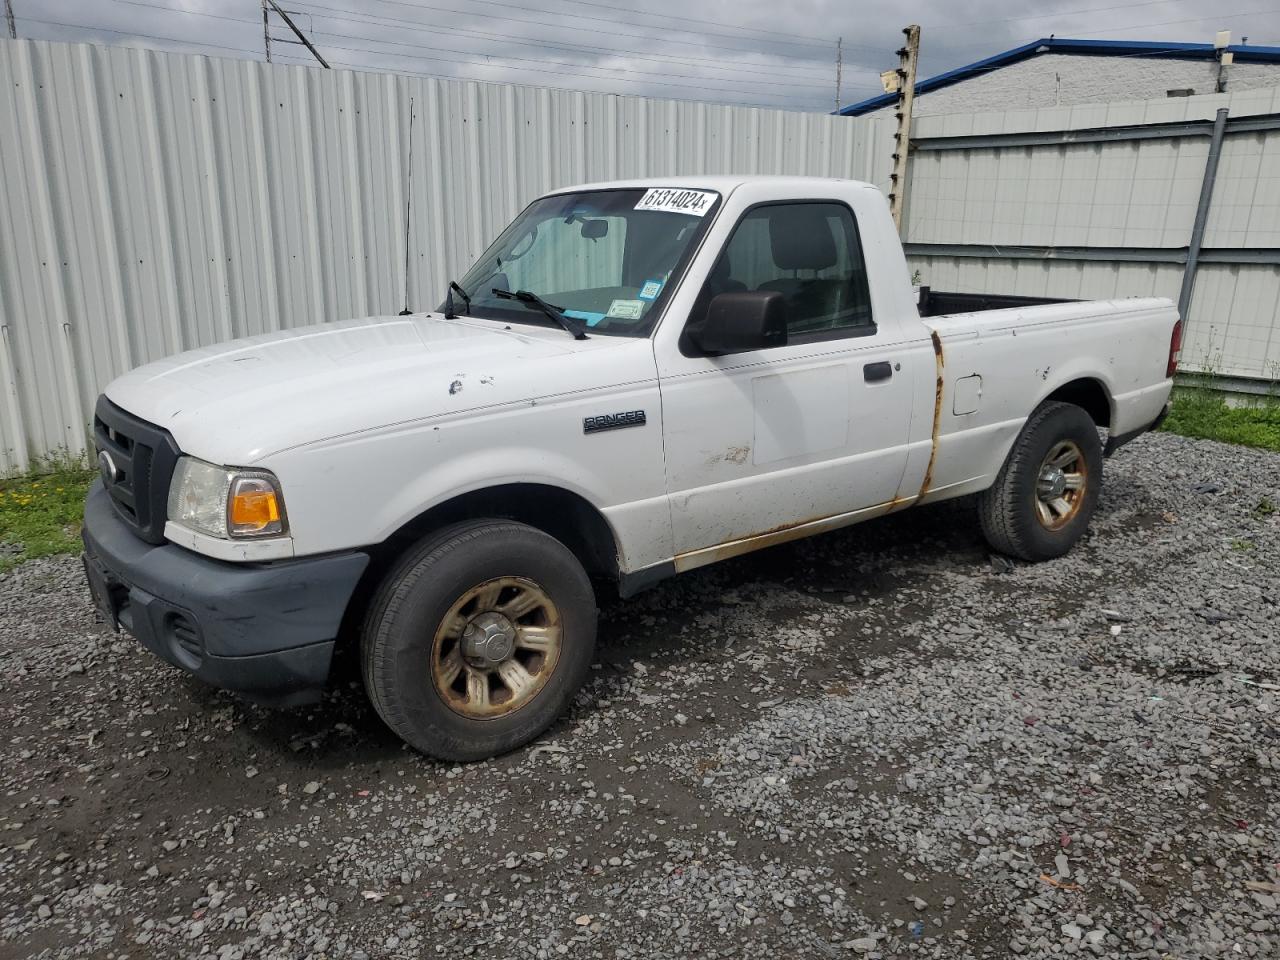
[{"left": 93, "top": 396, "right": 181, "bottom": 544}]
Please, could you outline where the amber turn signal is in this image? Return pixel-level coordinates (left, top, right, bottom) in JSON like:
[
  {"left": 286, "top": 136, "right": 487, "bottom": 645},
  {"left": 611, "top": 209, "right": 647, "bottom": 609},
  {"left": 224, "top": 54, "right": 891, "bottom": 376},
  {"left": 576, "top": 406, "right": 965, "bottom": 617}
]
[{"left": 228, "top": 476, "right": 285, "bottom": 536}]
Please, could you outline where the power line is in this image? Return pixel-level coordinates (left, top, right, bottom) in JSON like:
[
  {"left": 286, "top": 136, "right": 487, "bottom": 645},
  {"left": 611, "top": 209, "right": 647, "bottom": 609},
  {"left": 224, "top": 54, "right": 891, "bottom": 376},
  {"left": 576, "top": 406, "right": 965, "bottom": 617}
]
[
  {"left": 298, "top": 34, "right": 829, "bottom": 102},
  {"left": 19, "top": 14, "right": 831, "bottom": 108},
  {"left": 354, "top": 0, "right": 842, "bottom": 52},
  {"left": 298, "top": 28, "right": 836, "bottom": 93},
  {"left": 331, "top": 0, "right": 848, "bottom": 57},
  {"left": 1073, "top": 7, "right": 1280, "bottom": 37},
  {"left": 502, "top": 0, "right": 832, "bottom": 45},
  {"left": 934, "top": 0, "right": 1203, "bottom": 29},
  {"left": 288, "top": 0, "right": 846, "bottom": 80},
  {"left": 19, "top": 15, "right": 283, "bottom": 58},
  {"left": 316, "top": 53, "right": 825, "bottom": 111},
  {"left": 112, "top": 0, "right": 868, "bottom": 91},
  {"left": 103, "top": 0, "right": 871, "bottom": 100},
  {"left": 929, "top": 10, "right": 1280, "bottom": 55}
]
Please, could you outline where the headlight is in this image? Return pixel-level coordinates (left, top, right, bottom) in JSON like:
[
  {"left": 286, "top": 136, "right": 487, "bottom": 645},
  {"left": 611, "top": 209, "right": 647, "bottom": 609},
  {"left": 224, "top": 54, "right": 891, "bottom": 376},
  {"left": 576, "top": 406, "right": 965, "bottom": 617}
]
[{"left": 167, "top": 457, "right": 287, "bottom": 539}]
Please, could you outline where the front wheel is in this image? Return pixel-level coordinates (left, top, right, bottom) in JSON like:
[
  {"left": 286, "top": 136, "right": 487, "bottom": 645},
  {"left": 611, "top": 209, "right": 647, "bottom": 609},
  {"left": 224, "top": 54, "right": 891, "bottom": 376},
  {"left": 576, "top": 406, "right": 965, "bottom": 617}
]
[
  {"left": 361, "top": 520, "right": 597, "bottom": 761},
  {"left": 978, "top": 401, "right": 1103, "bottom": 561}
]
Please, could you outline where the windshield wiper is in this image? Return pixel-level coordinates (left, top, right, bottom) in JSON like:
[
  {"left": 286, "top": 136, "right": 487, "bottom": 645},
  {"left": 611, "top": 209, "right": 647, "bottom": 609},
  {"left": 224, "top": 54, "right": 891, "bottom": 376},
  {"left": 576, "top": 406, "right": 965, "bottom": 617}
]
[
  {"left": 443, "top": 280, "right": 472, "bottom": 319},
  {"left": 490, "top": 288, "right": 588, "bottom": 340}
]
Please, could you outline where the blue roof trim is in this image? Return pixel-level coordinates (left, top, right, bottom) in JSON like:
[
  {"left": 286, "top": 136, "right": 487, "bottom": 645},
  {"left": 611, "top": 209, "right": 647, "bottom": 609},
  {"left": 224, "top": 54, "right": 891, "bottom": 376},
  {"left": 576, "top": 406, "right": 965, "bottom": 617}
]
[{"left": 837, "top": 37, "right": 1280, "bottom": 116}]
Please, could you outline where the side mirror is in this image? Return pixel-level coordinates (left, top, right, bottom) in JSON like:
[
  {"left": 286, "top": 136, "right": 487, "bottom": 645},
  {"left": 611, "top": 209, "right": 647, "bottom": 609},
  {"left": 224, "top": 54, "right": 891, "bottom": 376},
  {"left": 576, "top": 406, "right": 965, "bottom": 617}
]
[{"left": 688, "top": 291, "right": 787, "bottom": 356}]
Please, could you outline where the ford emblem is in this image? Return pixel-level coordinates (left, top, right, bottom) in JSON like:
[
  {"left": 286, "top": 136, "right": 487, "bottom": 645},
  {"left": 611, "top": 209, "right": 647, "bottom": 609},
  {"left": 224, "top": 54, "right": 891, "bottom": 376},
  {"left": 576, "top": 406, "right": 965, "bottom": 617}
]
[{"left": 98, "top": 449, "right": 122, "bottom": 485}]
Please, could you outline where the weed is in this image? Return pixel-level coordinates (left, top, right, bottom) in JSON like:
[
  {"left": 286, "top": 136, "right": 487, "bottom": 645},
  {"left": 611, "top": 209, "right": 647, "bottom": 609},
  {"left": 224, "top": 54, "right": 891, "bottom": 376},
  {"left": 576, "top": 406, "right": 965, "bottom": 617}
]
[
  {"left": 1161, "top": 387, "right": 1280, "bottom": 453},
  {"left": 0, "top": 469, "right": 97, "bottom": 573}
]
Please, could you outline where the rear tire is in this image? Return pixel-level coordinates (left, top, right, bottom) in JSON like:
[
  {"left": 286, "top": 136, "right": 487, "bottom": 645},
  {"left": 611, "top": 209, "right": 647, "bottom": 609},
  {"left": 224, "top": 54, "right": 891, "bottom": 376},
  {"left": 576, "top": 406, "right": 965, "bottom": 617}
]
[
  {"left": 978, "top": 401, "right": 1103, "bottom": 562},
  {"left": 361, "top": 520, "right": 596, "bottom": 762}
]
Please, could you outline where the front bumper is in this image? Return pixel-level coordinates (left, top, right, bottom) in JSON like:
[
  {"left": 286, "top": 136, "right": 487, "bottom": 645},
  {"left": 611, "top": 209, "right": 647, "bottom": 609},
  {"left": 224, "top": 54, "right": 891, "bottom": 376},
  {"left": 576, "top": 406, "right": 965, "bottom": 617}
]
[{"left": 81, "top": 481, "right": 369, "bottom": 706}]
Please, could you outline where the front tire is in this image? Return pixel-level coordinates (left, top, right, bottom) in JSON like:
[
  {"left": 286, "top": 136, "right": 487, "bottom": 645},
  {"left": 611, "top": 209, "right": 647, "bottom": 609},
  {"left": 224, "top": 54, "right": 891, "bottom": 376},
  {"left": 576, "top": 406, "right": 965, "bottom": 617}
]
[
  {"left": 361, "top": 520, "right": 596, "bottom": 761},
  {"left": 978, "top": 401, "right": 1103, "bottom": 561}
]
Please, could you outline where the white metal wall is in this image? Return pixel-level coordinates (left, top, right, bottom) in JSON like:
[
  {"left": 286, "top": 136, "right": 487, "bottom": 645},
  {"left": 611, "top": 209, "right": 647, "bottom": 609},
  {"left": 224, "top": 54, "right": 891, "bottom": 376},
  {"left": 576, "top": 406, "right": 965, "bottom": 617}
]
[
  {"left": 904, "top": 87, "right": 1280, "bottom": 385},
  {"left": 0, "top": 39, "right": 891, "bottom": 473}
]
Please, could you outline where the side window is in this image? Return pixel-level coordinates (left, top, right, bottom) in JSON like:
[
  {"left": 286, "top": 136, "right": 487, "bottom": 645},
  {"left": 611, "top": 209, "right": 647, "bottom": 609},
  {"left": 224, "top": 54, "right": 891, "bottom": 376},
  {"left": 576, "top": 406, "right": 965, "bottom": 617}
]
[{"left": 698, "top": 202, "right": 873, "bottom": 339}]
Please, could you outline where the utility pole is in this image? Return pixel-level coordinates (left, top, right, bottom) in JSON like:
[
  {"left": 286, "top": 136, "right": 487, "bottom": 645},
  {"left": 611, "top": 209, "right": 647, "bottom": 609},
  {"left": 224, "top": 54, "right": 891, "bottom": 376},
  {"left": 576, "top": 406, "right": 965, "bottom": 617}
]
[
  {"left": 834, "top": 37, "right": 843, "bottom": 113},
  {"left": 888, "top": 24, "right": 920, "bottom": 233},
  {"left": 262, "top": 0, "right": 271, "bottom": 62},
  {"left": 5, "top": 0, "right": 17, "bottom": 41},
  {"left": 1213, "top": 30, "right": 1232, "bottom": 94},
  {"left": 264, "top": 0, "right": 330, "bottom": 69}
]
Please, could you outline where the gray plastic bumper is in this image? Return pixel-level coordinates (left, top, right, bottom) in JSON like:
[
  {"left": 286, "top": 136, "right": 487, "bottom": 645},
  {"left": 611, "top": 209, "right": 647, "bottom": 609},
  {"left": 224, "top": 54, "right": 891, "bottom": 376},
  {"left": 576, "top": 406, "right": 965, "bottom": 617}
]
[{"left": 81, "top": 480, "right": 368, "bottom": 706}]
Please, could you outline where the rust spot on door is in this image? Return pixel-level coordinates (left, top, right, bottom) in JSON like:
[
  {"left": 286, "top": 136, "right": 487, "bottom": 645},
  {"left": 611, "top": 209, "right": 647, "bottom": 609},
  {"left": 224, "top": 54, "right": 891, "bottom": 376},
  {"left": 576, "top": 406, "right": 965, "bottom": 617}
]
[{"left": 917, "top": 331, "right": 945, "bottom": 498}]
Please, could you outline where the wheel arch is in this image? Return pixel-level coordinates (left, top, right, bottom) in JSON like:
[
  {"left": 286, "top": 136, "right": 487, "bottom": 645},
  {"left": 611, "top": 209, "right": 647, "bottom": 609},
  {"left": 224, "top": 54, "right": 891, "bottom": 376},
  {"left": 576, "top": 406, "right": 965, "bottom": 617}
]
[
  {"left": 1041, "top": 376, "right": 1113, "bottom": 432},
  {"left": 338, "top": 483, "right": 622, "bottom": 645}
]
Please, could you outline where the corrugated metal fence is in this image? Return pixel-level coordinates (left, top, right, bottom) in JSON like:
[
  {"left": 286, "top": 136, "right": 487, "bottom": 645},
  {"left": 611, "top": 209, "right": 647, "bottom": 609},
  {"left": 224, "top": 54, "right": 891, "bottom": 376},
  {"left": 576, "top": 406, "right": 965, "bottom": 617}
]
[
  {"left": 0, "top": 39, "right": 891, "bottom": 473},
  {"left": 901, "top": 87, "right": 1280, "bottom": 389}
]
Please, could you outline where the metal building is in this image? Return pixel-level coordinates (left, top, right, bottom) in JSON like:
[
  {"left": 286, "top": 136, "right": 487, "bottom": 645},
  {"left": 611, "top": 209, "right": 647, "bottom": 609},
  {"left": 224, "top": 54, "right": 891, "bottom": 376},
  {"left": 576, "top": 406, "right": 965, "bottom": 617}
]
[{"left": 0, "top": 39, "right": 892, "bottom": 473}]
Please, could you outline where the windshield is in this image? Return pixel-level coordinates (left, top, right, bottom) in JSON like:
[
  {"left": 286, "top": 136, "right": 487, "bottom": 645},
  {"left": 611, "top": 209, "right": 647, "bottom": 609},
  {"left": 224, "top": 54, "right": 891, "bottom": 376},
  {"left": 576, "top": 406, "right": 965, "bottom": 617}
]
[{"left": 451, "top": 187, "right": 722, "bottom": 337}]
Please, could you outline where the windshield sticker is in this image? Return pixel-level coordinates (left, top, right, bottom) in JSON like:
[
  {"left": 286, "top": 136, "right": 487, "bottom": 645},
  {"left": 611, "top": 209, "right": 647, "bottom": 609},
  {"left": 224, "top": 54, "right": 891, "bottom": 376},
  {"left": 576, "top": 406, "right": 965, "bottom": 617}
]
[
  {"left": 634, "top": 188, "right": 717, "bottom": 217},
  {"left": 638, "top": 279, "right": 663, "bottom": 301},
  {"left": 606, "top": 299, "right": 645, "bottom": 320},
  {"left": 564, "top": 309, "right": 607, "bottom": 327}
]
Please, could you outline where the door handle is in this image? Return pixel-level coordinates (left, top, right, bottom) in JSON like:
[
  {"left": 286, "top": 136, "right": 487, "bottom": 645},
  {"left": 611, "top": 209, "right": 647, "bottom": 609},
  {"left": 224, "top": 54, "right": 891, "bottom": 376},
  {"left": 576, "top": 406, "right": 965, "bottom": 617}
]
[{"left": 863, "top": 361, "right": 893, "bottom": 383}]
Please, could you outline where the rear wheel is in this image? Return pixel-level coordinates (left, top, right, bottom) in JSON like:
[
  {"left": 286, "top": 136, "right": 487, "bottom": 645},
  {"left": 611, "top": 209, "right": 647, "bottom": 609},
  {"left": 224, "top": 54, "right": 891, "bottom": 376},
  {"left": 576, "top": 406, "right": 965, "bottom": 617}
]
[
  {"left": 979, "top": 401, "right": 1103, "bottom": 561},
  {"left": 361, "top": 520, "right": 596, "bottom": 761}
]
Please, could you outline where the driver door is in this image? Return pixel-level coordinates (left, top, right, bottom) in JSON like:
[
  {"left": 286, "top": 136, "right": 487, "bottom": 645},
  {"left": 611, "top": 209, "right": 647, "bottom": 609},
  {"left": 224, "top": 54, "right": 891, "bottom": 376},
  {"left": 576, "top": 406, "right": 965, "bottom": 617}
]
[{"left": 655, "top": 189, "right": 917, "bottom": 563}]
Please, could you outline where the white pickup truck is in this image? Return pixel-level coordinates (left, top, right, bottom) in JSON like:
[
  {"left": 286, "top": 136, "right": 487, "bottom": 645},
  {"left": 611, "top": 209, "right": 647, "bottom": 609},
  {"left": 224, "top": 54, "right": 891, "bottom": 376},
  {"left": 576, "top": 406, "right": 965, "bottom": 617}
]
[{"left": 82, "top": 176, "right": 1178, "bottom": 760}]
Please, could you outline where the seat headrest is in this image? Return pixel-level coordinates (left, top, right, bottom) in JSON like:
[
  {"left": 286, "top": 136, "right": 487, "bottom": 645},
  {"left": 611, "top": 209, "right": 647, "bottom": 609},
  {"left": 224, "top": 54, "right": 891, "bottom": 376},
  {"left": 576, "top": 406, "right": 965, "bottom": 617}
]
[{"left": 769, "top": 206, "right": 837, "bottom": 272}]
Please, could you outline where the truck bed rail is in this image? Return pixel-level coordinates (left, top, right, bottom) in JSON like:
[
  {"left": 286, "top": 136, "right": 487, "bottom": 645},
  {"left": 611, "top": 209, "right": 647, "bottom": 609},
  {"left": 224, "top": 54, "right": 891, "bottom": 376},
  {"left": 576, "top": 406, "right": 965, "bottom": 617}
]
[{"left": 918, "top": 286, "right": 1075, "bottom": 318}]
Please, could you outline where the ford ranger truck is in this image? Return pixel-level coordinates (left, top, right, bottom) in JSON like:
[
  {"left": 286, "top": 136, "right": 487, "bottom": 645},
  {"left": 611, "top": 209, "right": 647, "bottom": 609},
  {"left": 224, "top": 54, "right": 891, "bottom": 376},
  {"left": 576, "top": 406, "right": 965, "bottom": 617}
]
[{"left": 82, "top": 177, "right": 1178, "bottom": 761}]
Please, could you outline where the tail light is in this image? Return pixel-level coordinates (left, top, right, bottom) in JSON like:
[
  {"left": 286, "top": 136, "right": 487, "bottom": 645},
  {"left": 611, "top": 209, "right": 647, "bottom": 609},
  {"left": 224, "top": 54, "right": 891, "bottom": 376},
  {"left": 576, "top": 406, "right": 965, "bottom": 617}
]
[{"left": 1166, "top": 319, "right": 1183, "bottom": 379}]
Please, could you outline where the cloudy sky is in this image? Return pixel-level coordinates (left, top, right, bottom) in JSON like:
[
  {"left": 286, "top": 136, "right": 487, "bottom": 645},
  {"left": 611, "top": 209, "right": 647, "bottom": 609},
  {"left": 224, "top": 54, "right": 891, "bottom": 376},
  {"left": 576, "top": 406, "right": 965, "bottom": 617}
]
[{"left": 12, "top": 0, "right": 1280, "bottom": 112}]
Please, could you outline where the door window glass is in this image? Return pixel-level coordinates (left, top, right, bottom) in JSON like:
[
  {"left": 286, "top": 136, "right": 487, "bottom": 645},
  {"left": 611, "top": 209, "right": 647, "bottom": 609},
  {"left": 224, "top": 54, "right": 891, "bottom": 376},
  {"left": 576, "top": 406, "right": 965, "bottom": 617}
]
[{"left": 699, "top": 202, "right": 873, "bottom": 339}]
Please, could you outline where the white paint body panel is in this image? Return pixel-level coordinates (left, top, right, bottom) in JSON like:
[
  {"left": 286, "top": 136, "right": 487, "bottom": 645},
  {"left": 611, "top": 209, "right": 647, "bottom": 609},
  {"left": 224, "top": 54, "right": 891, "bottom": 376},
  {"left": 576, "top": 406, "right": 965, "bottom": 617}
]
[
  {"left": 99, "top": 175, "right": 1176, "bottom": 577},
  {"left": 921, "top": 298, "right": 1176, "bottom": 504}
]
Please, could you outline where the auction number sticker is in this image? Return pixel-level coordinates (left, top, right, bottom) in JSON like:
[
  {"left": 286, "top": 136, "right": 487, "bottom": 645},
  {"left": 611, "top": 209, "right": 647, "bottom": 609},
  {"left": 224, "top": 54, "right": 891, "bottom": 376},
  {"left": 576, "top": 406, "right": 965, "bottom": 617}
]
[{"left": 634, "top": 188, "right": 717, "bottom": 217}]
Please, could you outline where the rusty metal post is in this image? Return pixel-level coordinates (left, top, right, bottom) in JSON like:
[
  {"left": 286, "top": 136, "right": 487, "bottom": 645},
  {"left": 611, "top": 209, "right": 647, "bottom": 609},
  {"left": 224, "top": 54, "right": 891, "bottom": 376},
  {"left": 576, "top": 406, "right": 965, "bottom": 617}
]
[{"left": 888, "top": 24, "right": 920, "bottom": 234}]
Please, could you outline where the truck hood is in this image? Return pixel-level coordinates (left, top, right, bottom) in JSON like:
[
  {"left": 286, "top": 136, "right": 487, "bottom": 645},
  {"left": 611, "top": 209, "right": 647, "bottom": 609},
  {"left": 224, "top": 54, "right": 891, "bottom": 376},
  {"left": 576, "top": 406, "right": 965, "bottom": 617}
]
[{"left": 104, "top": 313, "right": 653, "bottom": 465}]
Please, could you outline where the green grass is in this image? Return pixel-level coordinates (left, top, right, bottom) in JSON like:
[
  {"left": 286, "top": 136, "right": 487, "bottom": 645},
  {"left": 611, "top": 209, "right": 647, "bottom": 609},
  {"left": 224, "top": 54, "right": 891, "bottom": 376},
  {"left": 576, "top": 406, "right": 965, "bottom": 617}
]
[
  {"left": 1161, "top": 387, "right": 1280, "bottom": 452},
  {"left": 0, "top": 469, "right": 97, "bottom": 573}
]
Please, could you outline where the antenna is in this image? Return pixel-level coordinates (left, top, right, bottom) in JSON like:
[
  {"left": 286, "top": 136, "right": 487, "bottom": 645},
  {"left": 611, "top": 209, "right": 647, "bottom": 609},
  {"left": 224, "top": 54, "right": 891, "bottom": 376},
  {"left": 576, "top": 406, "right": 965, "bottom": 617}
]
[{"left": 399, "top": 97, "right": 416, "bottom": 316}]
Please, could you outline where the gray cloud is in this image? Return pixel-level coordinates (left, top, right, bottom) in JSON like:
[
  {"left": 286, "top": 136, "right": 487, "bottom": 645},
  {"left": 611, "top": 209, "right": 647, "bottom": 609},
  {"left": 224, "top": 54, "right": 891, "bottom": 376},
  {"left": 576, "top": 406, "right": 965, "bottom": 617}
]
[{"left": 14, "top": 0, "right": 1278, "bottom": 111}]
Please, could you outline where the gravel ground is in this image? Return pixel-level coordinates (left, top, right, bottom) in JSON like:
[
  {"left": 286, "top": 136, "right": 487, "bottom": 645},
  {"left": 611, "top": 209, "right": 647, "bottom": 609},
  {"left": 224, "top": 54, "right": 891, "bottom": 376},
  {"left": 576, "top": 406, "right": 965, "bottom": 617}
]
[{"left": 1, "top": 431, "right": 1278, "bottom": 960}]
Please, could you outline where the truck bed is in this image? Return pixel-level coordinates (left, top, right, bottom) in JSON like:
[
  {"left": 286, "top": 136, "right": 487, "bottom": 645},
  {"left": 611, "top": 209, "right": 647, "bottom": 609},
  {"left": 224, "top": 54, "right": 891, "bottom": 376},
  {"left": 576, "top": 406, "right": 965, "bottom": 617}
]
[
  {"left": 916, "top": 294, "right": 1177, "bottom": 505},
  {"left": 917, "top": 286, "right": 1072, "bottom": 318}
]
